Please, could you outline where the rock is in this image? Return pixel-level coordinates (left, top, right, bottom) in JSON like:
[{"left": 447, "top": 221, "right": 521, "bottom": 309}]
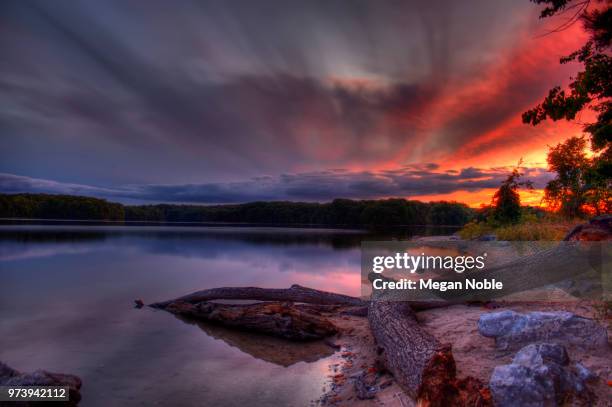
[
  {"left": 134, "top": 299, "right": 144, "bottom": 308},
  {"left": 0, "top": 361, "right": 82, "bottom": 406},
  {"left": 478, "top": 310, "right": 523, "bottom": 338},
  {"left": 490, "top": 364, "right": 555, "bottom": 407},
  {"left": 477, "top": 234, "right": 497, "bottom": 241},
  {"left": 512, "top": 343, "right": 569, "bottom": 367},
  {"left": 0, "top": 362, "right": 18, "bottom": 379},
  {"left": 489, "top": 343, "right": 595, "bottom": 407},
  {"left": 478, "top": 310, "right": 608, "bottom": 350},
  {"left": 564, "top": 215, "right": 612, "bottom": 241},
  {"left": 574, "top": 362, "right": 596, "bottom": 384},
  {"left": 354, "top": 373, "right": 377, "bottom": 400}
]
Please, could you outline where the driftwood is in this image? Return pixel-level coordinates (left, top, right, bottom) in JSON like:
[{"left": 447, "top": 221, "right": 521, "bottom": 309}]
[
  {"left": 151, "top": 281, "right": 491, "bottom": 405},
  {"left": 151, "top": 285, "right": 368, "bottom": 340},
  {"left": 428, "top": 241, "right": 607, "bottom": 302},
  {"left": 368, "top": 271, "right": 458, "bottom": 309},
  {"left": 368, "top": 301, "right": 491, "bottom": 406},
  {"left": 150, "top": 284, "right": 366, "bottom": 308},
  {"left": 160, "top": 300, "right": 338, "bottom": 340},
  {"left": 369, "top": 241, "right": 607, "bottom": 304},
  {"left": 151, "top": 284, "right": 449, "bottom": 340},
  {"left": 153, "top": 283, "right": 452, "bottom": 314},
  {"left": 368, "top": 301, "right": 450, "bottom": 396},
  {"left": 154, "top": 283, "right": 490, "bottom": 403},
  {"left": 364, "top": 241, "right": 601, "bottom": 405},
  {"left": 148, "top": 218, "right": 608, "bottom": 404}
]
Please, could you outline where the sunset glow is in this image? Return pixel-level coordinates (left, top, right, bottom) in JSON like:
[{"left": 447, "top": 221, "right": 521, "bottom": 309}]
[{"left": 0, "top": 1, "right": 591, "bottom": 205}]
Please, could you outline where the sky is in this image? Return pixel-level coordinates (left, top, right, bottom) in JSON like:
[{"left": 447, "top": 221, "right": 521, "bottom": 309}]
[{"left": 0, "top": 0, "right": 589, "bottom": 206}]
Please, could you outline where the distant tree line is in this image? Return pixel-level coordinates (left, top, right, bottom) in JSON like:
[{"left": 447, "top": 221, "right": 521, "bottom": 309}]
[
  {"left": 125, "top": 199, "right": 473, "bottom": 226},
  {"left": 0, "top": 194, "right": 474, "bottom": 227},
  {"left": 0, "top": 193, "right": 125, "bottom": 221}
]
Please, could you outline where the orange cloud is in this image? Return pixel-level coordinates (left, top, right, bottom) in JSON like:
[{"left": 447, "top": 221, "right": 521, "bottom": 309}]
[{"left": 387, "top": 22, "right": 588, "bottom": 174}]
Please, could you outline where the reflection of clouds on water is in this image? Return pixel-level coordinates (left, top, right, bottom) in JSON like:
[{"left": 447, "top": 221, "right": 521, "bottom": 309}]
[
  {"left": 0, "top": 244, "right": 97, "bottom": 261},
  {"left": 0, "top": 225, "right": 366, "bottom": 315},
  {"left": 1, "top": 226, "right": 354, "bottom": 406},
  {"left": 179, "top": 315, "right": 335, "bottom": 367},
  {"left": 0, "top": 226, "right": 364, "bottom": 295}
]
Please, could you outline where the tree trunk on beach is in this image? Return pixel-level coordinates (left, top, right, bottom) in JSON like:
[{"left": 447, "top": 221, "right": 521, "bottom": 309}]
[
  {"left": 149, "top": 219, "right": 609, "bottom": 405},
  {"left": 151, "top": 282, "right": 453, "bottom": 311},
  {"left": 152, "top": 283, "right": 491, "bottom": 404},
  {"left": 368, "top": 301, "right": 492, "bottom": 406},
  {"left": 159, "top": 300, "right": 338, "bottom": 340},
  {"left": 368, "top": 301, "right": 451, "bottom": 397},
  {"left": 431, "top": 242, "right": 606, "bottom": 302},
  {"left": 150, "top": 284, "right": 366, "bottom": 308}
]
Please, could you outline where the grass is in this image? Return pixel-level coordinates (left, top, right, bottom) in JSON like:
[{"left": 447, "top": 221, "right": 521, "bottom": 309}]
[
  {"left": 458, "top": 221, "right": 494, "bottom": 240},
  {"left": 495, "top": 221, "right": 576, "bottom": 241},
  {"left": 459, "top": 216, "right": 583, "bottom": 241}
]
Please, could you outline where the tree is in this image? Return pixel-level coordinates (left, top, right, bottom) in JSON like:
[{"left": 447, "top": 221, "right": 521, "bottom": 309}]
[
  {"left": 491, "top": 163, "right": 533, "bottom": 224},
  {"left": 544, "top": 136, "right": 611, "bottom": 216},
  {"left": 0, "top": 193, "right": 475, "bottom": 227},
  {"left": 523, "top": 1, "right": 611, "bottom": 166},
  {"left": 428, "top": 201, "right": 472, "bottom": 226},
  {"left": 544, "top": 136, "right": 590, "bottom": 216},
  {"left": 582, "top": 155, "right": 612, "bottom": 214}
]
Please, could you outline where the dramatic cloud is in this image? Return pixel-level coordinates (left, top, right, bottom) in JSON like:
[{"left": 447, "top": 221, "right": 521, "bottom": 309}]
[
  {"left": 0, "top": 0, "right": 584, "bottom": 202},
  {"left": 0, "top": 166, "right": 553, "bottom": 204}
]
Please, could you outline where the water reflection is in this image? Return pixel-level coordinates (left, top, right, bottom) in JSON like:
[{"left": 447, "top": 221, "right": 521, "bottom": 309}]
[
  {"left": 0, "top": 224, "right": 453, "bottom": 406},
  {"left": 177, "top": 315, "right": 335, "bottom": 367}
]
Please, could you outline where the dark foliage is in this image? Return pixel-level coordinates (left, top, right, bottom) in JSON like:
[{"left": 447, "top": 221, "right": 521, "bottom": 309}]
[
  {"left": 523, "top": 0, "right": 612, "bottom": 217},
  {"left": 491, "top": 164, "right": 534, "bottom": 224},
  {"left": 0, "top": 193, "right": 124, "bottom": 221},
  {"left": 0, "top": 194, "right": 474, "bottom": 227},
  {"left": 544, "top": 136, "right": 611, "bottom": 216},
  {"left": 524, "top": 0, "right": 611, "bottom": 168},
  {"left": 124, "top": 198, "right": 473, "bottom": 227}
]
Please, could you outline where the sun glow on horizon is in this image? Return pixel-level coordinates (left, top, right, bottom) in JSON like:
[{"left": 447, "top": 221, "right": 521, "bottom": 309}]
[{"left": 410, "top": 188, "right": 546, "bottom": 208}]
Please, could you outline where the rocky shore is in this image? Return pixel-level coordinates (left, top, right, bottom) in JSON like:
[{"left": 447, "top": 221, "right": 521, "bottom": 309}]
[
  {"left": 0, "top": 361, "right": 82, "bottom": 407},
  {"left": 147, "top": 217, "right": 611, "bottom": 406}
]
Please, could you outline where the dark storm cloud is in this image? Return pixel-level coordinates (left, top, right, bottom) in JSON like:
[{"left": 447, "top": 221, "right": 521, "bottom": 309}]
[
  {"left": 0, "top": 167, "right": 553, "bottom": 204},
  {"left": 0, "top": 0, "right": 543, "bottom": 190}
]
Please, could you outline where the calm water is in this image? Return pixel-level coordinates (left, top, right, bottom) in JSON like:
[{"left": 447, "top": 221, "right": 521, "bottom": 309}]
[{"left": 0, "top": 225, "right": 452, "bottom": 406}]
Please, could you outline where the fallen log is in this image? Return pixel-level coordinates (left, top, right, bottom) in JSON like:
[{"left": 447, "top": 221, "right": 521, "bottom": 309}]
[
  {"left": 367, "top": 271, "right": 456, "bottom": 310},
  {"left": 151, "top": 283, "right": 450, "bottom": 342},
  {"left": 161, "top": 300, "right": 338, "bottom": 340},
  {"left": 368, "top": 301, "right": 491, "bottom": 406},
  {"left": 430, "top": 241, "right": 607, "bottom": 302},
  {"left": 150, "top": 284, "right": 365, "bottom": 308},
  {"left": 368, "top": 240, "right": 607, "bottom": 303}
]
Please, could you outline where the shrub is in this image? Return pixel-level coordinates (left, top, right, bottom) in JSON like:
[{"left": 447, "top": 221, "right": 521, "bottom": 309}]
[
  {"left": 495, "top": 223, "right": 567, "bottom": 241},
  {"left": 458, "top": 221, "right": 493, "bottom": 240},
  {"left": 458, "top": 215, "right": 583, "bottom": 241}
]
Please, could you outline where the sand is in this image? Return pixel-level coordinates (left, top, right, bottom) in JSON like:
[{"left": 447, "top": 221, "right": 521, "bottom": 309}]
[{"left": 320, "top": 302, "right": 611, "bottom": 406}]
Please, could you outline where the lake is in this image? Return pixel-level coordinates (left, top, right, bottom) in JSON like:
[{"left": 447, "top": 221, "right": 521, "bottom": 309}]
[{"left": 0, "top": 224, "right": 454, "bottom": 406}]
